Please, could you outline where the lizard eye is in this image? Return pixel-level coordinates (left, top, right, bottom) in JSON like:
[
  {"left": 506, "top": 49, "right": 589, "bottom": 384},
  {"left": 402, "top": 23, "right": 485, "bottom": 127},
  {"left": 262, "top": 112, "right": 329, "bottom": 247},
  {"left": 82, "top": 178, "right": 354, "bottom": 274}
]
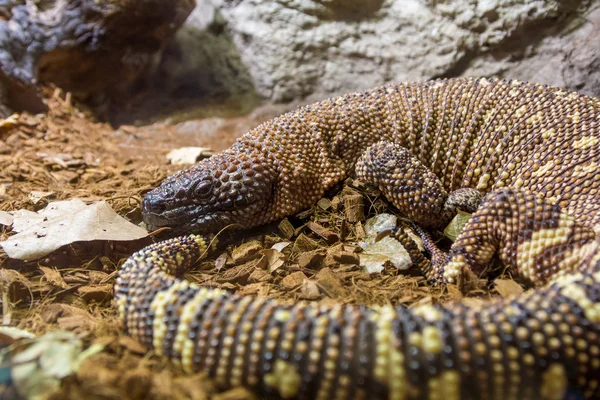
[{"left": 194, "top": 180, "right": 213, "bottom": 197}]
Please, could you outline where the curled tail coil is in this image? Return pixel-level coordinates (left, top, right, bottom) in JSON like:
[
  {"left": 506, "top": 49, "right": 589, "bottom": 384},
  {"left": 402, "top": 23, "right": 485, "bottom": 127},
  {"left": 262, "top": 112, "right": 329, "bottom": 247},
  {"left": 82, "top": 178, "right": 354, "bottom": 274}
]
[{"left": 115, "top": 235, "right": 600, "bottom": 400}]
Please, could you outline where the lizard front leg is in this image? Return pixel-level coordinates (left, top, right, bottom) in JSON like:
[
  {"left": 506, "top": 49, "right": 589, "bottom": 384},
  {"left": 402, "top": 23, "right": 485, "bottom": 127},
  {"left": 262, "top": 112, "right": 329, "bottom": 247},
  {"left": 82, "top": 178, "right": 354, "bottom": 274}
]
[{"left": 355, "top": 141, "right": 481, "bottom": 230}]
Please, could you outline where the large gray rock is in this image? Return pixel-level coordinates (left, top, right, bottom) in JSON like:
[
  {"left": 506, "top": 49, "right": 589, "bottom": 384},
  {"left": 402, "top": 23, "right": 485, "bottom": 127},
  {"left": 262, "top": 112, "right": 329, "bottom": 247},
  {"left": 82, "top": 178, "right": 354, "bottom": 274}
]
[
  {"left": 463, "top": 3, "right": 600, "bottom": 97},
  {"left": 219, "top": 0, "right": 589, "bottom": 101},
  {"left": 160, "top": 0, "right": 600, "bottom": 108}
]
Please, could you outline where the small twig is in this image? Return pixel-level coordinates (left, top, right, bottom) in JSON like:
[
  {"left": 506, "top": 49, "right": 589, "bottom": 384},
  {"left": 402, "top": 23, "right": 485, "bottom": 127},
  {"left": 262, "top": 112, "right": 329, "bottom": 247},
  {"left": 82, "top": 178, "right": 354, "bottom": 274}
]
[{"left": 2, "top": 286, "right": 11, "bottom": 326}]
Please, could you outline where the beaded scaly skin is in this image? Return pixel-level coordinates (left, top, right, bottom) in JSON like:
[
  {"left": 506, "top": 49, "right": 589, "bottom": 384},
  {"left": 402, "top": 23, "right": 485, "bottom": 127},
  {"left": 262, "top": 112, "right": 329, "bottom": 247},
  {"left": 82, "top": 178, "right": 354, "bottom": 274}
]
[{"left": 115, "top": 78, "right": 600, "bottom": 399}]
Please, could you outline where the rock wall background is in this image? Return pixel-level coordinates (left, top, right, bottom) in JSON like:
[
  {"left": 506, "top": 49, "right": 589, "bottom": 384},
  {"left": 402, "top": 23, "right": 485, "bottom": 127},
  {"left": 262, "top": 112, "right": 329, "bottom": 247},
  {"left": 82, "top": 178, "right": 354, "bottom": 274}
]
[
  {"left": 2, "top": 0, "right": 598, "bottom": 123},
  {"left": 156, "top": 0, "right": 600, "bottom": 111}
]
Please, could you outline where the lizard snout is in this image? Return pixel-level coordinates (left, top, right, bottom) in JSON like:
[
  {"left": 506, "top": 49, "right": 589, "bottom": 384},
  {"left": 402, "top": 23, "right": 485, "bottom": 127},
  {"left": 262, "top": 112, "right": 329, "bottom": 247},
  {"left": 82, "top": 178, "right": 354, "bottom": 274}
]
[{"left": 142, "top": 192, "right": 168, "bottom": 215}]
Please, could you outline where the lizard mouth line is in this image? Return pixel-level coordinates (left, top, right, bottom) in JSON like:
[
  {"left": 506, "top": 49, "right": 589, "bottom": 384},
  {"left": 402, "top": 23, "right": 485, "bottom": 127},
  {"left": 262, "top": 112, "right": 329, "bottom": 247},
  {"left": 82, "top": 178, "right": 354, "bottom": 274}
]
[
  {"left": 142, "top": 202, "right": 201, "bottom": 225},
  {"left": 142, "top": 203, "right": 260, "bottom": 234}
]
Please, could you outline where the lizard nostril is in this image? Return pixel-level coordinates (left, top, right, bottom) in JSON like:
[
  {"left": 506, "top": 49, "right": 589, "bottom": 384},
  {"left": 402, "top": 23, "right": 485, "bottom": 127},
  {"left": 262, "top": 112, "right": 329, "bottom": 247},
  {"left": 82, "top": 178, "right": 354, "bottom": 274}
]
[{"left": 143, "top": 195, "right": 167, "bottom": 214}]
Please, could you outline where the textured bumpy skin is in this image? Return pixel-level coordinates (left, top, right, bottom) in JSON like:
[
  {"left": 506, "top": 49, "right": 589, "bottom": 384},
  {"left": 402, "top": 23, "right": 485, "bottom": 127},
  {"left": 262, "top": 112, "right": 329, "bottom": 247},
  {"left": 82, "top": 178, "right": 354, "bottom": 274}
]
[{"left": 117, "top": 78, "right": 600, "bottom": 399}]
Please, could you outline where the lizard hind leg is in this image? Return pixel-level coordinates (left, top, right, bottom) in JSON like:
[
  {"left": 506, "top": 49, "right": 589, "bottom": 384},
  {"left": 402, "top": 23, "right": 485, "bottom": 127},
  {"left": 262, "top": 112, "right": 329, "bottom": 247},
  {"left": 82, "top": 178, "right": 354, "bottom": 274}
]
[{"left": 442, "top": 188, "right": 597, "bottom": 289}]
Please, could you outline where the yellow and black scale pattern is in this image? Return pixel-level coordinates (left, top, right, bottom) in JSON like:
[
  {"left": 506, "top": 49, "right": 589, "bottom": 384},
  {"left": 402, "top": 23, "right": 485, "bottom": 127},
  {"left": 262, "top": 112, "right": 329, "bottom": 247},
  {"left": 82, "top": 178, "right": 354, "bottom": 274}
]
[{"left": 115, "top": 78, "right": 600, "bottom": 399}]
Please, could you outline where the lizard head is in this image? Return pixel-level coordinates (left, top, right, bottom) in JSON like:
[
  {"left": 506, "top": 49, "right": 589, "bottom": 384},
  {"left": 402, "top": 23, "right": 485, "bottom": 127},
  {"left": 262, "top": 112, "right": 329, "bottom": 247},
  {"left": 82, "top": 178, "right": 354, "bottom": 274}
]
[{"left": 142, "top": 150, "right": 276, "bottom": 234}]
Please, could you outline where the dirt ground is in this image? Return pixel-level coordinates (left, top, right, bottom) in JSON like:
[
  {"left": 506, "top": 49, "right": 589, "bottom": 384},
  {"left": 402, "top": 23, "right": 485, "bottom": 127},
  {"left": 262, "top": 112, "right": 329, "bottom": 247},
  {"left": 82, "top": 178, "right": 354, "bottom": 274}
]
[{"left": 0, "top": 88, "right": 514, "bottom": 399}]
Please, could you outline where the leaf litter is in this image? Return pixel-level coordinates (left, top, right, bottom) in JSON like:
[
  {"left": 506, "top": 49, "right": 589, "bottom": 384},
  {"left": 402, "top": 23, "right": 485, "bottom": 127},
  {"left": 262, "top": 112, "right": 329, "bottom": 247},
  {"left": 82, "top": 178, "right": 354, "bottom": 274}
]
[
  {"left": 0, "top": 87, "right": 520, "bottom": 399},
  {"left": 2, "top": 199, "right": 148, "bottom": 260}
]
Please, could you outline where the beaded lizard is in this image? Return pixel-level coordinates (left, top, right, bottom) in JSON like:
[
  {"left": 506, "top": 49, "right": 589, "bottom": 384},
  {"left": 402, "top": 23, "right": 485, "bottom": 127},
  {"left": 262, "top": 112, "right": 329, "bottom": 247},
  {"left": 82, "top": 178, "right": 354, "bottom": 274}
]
[{"left": 115, "top": 78, "right": 600, "bottom": 399}]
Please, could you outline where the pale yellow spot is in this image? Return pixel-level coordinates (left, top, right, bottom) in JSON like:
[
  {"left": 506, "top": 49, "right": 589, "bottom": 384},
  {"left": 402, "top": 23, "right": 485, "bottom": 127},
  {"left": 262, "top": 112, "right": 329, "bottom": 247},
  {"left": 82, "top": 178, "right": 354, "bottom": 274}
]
[
  {"left": 192, "top": 234, "right": 210, "bottom": 254},
  {"left": 443, "top": 257, "right": 464, "bottom": 284},
  {"left": 476, "top": 173, "right": 491, "bottom": 191},
  {"left": 173, "top": 287, "right": 210, "bottom": 372},
  {"left": 540, "top": 364, "right": 568, "bottom": 400},
  {"left": 515, "top": 105, "right": 527, "bottom": 117},
  {"left": 428, "top": 370, "right": 460, "bottom": 400},
  {"left": 150, "top": 281, "right": 189, "bottom": 356},
  {"left": 116, "top": 296, "right": 127, "bottom": 322},
  {"left": 569, "top": 112, "right": 581, "bottom": 122},
  {"left": 175, "top": 251, "right": 185, "bottom": 267},
  {"left": 274, "top": 309, "right": 292, "bottom": 322},
  {"left": 264, "top": 360, "right": 301, "bottom": 399},
  {"left": 560, "top": 283, "right": 600, "bottom": 324},
  {"left": 572, "top": 135, "right": 599, "bottom": 150},
  {"left": 505, "top": 306, "right": 520, "bottom": 317},
  {"left": 516, "top": 213, "right": 574, "bottom": 282},
  {"left": 370, "top": 306, "right": 407, "bottom": 400},
  {"left": 409, "top": 332, "right": 422, "bottom": 347},
  {"left": 422, "top": 326, "right": 443, "bottom": 355},
  {"left": 541, "top": 128, "right": 556, "bottom": 140},
  {"left": 532, "top": 161, "right": 555, "bottom": 178},
  {"left": 572, "top": 161, "right": 598, "bottom": 178},
  {"left": 413, "top": 304, "right": 443, "bottom": 322}
]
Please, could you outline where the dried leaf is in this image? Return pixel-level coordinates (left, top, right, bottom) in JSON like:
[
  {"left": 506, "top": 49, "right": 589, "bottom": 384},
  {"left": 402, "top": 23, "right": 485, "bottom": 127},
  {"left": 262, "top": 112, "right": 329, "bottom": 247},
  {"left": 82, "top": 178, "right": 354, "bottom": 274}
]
[
  {"left": 317, "top": 198, "right": 331, "bottom": 210},
  {"left": 444, "top": 211, "right": 472, "bottom": 242},
  {"left": 11, "top": 331, "right": 104, "bottom": 400},
  {"left": 28, "top": 191, "right": 54, "bottom": 205},
  {"left": 231, "top": 240, "right": 263, "bottom": 263},
  {"left": 0, "top": 114, "right": 19, "bottom": 131},
  {"left": 1, "top": 199, "right": 148, "bottom": 260},
  {"left": 271, "top": 241, "right": 291, "bottom": 252},
  {"left": 262, "top": 248, "right": 285, "bottom": 273},
  {"left": 166, "top": 147, "right": 212, "bottom": 165},
  {"left": 248, "top": 269, "right": 272, "bottom": 283},
  {"left": 0, "top": 327, "right": 35, "bottom": 341},
  {"left": 300, "top": 279, "right": 320, "bottom": 299},
  {"left": 0, "top": 211, "right": 12, "bottom": 226},
  {"left": 363, "top": 213, "right": 397, "bottom": 235},
  {"left": 494, "top": 279, "right": 524, "bottom": 298},
  {"left": 118, "top": 336, "right": 147, "bottom": 355},
  {"left": 214, "top": 252, "right": 228, "bottom": 272},
  {"left": 41, "top": 304, "right": 90, "bottom": 324},
  {"left": 57, "top": 315, "right": 97, "bottom": 334},
  {"left": 39, "top": 266, "right": 69, "bottom": 289},
  {"left": 359, "top": 236, "right": 412, "bottom": 273},
  {"left": 88, "top": 271, "right": 110, "bottom": 284},
  {"left": 297, "top": 249, "right": 326, "bottom": 269},
  {"left": 315, "top": 268, "right": 347, "bottom": 298},
  {"left": 218, "top": 257, "right": 266, "bottom": 283},
  {"left": 359, "top": 214, "right": 411, "bottom": 273}
]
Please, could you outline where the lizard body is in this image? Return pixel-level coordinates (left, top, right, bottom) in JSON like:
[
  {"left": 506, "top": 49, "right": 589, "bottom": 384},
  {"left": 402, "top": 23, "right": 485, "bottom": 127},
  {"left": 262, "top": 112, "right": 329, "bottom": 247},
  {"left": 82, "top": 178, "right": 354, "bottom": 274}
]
[{"left": 116, "top": 78, "right": 600, "bottom": 399}]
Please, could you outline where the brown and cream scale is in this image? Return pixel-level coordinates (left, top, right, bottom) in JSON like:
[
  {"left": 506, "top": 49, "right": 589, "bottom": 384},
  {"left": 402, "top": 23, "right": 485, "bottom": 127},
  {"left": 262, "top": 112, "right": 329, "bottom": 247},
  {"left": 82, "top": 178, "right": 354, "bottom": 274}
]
[{"left": 114, "top": 77, "right": 600, "bottom": 399}]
